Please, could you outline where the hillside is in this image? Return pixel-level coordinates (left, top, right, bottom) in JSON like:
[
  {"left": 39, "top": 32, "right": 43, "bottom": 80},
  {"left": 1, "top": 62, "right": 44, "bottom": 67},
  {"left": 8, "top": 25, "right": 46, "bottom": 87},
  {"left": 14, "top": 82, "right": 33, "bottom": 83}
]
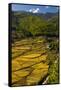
[{"left": 11, "top": 11, "right": 59, "bottom": 43}]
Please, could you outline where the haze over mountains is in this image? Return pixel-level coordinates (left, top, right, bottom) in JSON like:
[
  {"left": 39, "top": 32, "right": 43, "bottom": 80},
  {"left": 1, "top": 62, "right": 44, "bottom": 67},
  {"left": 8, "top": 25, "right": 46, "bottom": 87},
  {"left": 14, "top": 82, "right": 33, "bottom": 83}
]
[{"left": 12, "top": 10, "right": 58, "bottom": 20}]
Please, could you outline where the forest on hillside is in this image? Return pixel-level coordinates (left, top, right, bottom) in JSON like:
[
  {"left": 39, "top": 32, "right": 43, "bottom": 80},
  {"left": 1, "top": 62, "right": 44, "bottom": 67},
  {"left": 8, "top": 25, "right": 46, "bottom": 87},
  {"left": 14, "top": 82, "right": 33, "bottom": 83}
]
[{"left": 11, "top": 11, "right": 59, "bottom": 42}]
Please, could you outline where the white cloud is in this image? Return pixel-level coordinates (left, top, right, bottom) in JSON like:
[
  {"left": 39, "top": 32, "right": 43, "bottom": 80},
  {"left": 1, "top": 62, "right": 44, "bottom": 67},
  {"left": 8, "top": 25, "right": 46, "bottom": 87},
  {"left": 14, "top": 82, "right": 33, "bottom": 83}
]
[
  {"left": 45, "top": 6, "right": 49, "bottom": 9},
  {"left": 29, "top": 9, "right": 32, "bottom": 12},
  {"left": 29, "top": 8, "right": 40, "bottom": 13}
]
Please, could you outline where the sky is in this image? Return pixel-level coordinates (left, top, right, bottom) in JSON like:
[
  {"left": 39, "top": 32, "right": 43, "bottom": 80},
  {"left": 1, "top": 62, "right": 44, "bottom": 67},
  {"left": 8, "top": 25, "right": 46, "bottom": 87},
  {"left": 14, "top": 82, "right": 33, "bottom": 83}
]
[{"left": 12, "top": 4, "right": 59, "bottom": 13}]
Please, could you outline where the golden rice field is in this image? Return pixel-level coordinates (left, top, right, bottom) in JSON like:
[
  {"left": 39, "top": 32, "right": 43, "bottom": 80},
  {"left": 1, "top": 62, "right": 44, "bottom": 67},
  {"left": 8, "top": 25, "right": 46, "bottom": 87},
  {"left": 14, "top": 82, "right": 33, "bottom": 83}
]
[{"left": 11, "top": 37, "right": 49, "bottom": 86}]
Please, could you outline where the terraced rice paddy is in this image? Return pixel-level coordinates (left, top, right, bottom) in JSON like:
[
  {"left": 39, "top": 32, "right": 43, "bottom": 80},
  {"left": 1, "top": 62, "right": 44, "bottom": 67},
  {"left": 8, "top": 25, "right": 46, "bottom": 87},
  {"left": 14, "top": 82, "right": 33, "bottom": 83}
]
[{"left": 12, "top": 37, "right": 49, "bottom": 86}]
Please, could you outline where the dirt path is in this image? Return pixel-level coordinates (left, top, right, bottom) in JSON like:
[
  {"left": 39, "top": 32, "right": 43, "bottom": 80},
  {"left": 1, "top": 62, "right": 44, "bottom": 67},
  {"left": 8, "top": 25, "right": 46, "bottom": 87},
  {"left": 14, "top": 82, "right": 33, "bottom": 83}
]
[{"left": 42, "top": 76, "right": 49, "bottom": 84}]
